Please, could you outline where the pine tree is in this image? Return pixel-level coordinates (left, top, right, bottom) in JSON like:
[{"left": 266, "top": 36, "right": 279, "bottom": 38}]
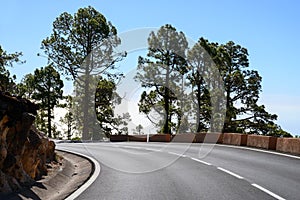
[
  {"left": 41, "top": 6, "right": 125, "bottom": 139},
  {"left": 135, "top": 24, "right": 188, "bottom": 134}
]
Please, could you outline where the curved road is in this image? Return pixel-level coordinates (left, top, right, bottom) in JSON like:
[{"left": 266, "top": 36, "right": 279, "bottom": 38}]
[{"left": 57, "top": 142, "right": 300, "bottom": 200}]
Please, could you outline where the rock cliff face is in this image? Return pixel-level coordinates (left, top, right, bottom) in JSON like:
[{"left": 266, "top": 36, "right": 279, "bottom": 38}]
[{"left": 0, "top": 92, "right": 55, "bottom": 194}]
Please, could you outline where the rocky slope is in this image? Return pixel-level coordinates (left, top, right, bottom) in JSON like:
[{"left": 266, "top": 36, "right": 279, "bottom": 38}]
[{"left": 0, "top": 92, "right": 55, "bottom": 194}]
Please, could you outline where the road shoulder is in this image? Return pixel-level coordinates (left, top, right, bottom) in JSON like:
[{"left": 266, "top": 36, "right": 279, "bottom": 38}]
[{"left": 1, "top": 150, "right": 92, "bottom": 200}]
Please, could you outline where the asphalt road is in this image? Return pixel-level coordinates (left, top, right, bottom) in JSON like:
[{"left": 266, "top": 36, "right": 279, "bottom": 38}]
[{"left": 57, "top": 142, "right": 300, "bottom": 200}]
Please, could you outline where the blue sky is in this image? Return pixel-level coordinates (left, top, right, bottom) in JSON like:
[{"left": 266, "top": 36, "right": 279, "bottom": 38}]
[{"left": 0, "top": 0, "right": 299, "bottom": 135}]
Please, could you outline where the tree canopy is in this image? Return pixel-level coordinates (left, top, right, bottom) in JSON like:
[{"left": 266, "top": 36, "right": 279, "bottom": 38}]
[
  {"left": 0, "top": 45, "right": 24, "bottom": 92},
  {"left": 1, "top": 15, "right": 293, "bottom": 138},
  {"left": 95, "top": 78, "right": 131, "bottom": 137},
  {"left": 41, "top": 6, "right": 125, "bottom": 139},
  {"left": 22, "top": 65, "right": 64, "bottom": 138},
  {"left": 135, "top": 26, "right": 290, "bottom": 137},
  {"left": 135, "top": 24, "right": 188, "bottom": 134}
]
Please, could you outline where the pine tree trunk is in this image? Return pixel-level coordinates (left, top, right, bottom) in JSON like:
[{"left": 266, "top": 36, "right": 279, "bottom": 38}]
[
  {"left": 163, "top": 63, "right": 171, "bottom": 134},
  {"left": 47, "top": 100, "right": 52, "bottom": 138},
  {"left": 82, "top": 71, "right": 90, "bottom": 140}
]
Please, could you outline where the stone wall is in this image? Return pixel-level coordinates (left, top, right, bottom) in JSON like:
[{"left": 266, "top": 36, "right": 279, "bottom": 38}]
[
  {"left": 247, "top": 135, "right": 277, "bottom": 150},
  {"left": 0, "top": 92, "right": 56, "bottom": 194},
  {"left": 276, "top": 138, "right": 300, "bottom": 155},
  {"left": 109, "top": 133, "right": 300, "bottom": 156},
  {"left": 223, "top": 133, "right": 248, "bottom": 146}
]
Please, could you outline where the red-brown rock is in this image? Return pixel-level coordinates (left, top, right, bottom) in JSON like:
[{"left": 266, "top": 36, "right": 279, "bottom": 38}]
[{"left": 0, "top": 92, "right": 56, "bottom": 194}]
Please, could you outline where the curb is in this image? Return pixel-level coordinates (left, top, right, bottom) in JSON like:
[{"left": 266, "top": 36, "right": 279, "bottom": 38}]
[{"left": 56, "top": 148, "right": 101, "bottom": 200}]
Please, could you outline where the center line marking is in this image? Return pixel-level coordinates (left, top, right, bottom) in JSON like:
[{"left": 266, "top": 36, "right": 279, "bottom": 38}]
[
  {"left": 150, "top": 149, "right": 161, "bottom": 152},
  {"left": 168, "top": 152, "right": 181, "bottom": 156},
  {"left": 168, "top": 152, "right": 186, "bottom": 157},
  {"left": 217, "top": 167, "right": 244, "bottom": 179},
  {"left": 144, "top": 148, "right": 161, "bottom": 152},
  {"left": 251, "top": 183, "right": 286, "bottom": 200},
  {"left": 190, "top": 157, "right": 212, "bottom": 166}
]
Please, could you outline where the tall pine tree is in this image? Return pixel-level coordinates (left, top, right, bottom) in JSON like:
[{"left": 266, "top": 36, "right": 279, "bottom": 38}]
[
  {"left": 135, "top": 24, "right": 188, "bottom": 134},
  {"left": 41, "top": 6, "right": 124, "bottom": 139}
]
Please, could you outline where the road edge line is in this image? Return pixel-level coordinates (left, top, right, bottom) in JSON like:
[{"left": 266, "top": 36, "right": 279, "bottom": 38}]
[
  {"left": 57, "top": 148, "right": 101, "bottom": 200},
  {"left": 212, "top": 144, "right": 300, "bottom": 160}
]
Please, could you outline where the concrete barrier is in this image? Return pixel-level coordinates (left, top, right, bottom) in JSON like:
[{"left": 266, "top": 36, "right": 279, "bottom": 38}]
[
  {"left": 150, "top": 134, "right": 171, "bottom": 142},
  {"left": 194, "top": 133, "right": 206, "bottom": 143},
  {"left": 109, "top": 133, "right": 300, "bottom": 156},
  {"left": 171, "top": 133, "right": 195, "bottom": 143},
  {"left": 276, "top": 138, "right": 300, "bottom": 155},
  {"left": 247, "top": 135, "right": 277, "bottom": 150},
  {"left": 204, "top": 133, "right": 223, "bottom": 143},
  {"left": 110, "top": 135, "right": 128, "bottom": 142},
  {"left": 195, "top": 133, "right": 223, "bottom": 143},
  {"left": 223, "top": 133, "right": 247, "bottom": 146},
  {"left": 128, "top": 135, "right": 147, "bottom": 142},
  {"left": 109, "top": 134, "right": 171, "bottom": 142}
]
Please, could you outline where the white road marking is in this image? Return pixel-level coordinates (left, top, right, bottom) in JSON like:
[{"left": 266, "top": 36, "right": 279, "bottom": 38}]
[
  {"left": 213, "top": 144, "right": 300, "bottom": 160},
  {"left": 143, "top": 148, "right": 161, "bottom": 152},
  {"left": 58, "top": 149, "right": 101, "bottom": 200},
  {"left": 168, "top": 151, "right": 187, "bottom": 157},
  {"left": 251, "top": 183, "right": 286, "bottom": 200},
  {"left": 129, "top": 146, "right": 142, "bottom": 149},
  {"left": 217, "top": 167, "right": 244, "bottom": 179},
  {"left": 190, "top": 157, "right": 212, "bottom": 166},
  {"left": 168, "top": 151, "right": 181, "bottom": 156},
  {"left": 123, "top": 146, "right": 141, "bottom": 149},
  {"left": 150, "top": 149, "right": 162, "bottom": 152}
]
